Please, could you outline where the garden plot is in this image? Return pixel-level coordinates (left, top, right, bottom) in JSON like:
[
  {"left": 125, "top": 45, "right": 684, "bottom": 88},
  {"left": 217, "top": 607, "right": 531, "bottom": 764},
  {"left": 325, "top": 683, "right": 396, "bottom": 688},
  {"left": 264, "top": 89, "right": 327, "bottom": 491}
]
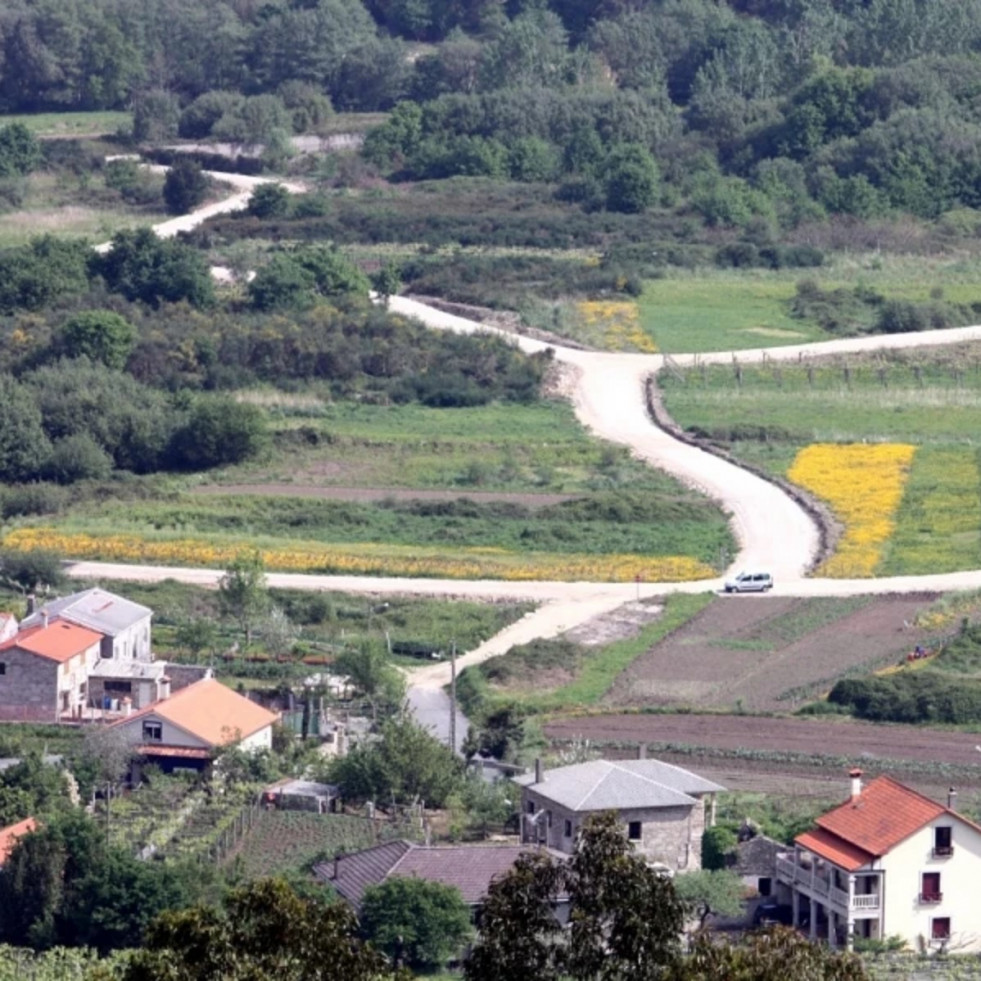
[{"left": 604, "top": 594, "right": 937, "bottom": 713}]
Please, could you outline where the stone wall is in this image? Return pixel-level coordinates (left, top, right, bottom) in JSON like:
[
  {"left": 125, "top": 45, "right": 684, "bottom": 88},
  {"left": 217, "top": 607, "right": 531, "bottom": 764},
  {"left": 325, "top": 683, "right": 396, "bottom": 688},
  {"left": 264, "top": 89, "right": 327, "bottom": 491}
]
[{"left": 0, "top": 648, "right": 57, "bottom": 719}]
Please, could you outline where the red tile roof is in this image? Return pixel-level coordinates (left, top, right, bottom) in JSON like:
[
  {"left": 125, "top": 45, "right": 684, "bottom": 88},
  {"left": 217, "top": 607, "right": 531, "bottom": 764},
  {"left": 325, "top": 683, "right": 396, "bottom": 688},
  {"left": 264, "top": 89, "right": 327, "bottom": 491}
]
[
  {"left": 1, "top": 622, "right": 102, "bottom": 663},
  {"left": 796, "top": 827, "right": 874, "bottom": 872},
  {"left": 0, "top": 817, "right": 37, "bottom": 865},
  {"left": 814, "top": 776, "right": 945, "bottom": 857},
  {"left": 112, "top": 678, "right": 278, "bottom": 747}
]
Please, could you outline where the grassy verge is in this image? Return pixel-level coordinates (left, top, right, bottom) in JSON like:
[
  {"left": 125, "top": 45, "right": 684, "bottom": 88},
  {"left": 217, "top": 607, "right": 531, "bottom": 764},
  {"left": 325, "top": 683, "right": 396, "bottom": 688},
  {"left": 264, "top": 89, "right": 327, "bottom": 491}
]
[
  {"left": 0, "top": 110, "right": 129, "bottom": 136},
  {"left": 459, "top": 592, "right": 713, "bottom": 717}
]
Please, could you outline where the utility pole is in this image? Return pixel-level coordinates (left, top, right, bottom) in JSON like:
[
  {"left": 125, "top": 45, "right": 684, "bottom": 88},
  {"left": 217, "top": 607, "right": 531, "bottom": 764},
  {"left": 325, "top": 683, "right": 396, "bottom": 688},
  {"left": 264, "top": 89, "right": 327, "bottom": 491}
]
[{"left": 449, "top": 640, "right": 457, "bottom": 754}]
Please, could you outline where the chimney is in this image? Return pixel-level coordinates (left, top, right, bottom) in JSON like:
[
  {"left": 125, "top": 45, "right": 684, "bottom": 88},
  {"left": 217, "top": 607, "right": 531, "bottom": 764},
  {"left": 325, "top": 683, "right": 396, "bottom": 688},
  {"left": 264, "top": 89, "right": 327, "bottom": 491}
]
[
  {"left": 638, "top": 743, "right": 647, "bottom": 760},
  {"left": 849, "top": 768, "right": 863, "bottom": 801},
  {"left": 948, "top": 787, "right": 958, "bottom": 811},
  {"left": 535, "top": 758, "right": 544, "bottom": 784},
  {"left": 42, "top": 611, "right": 49, "bottom": 629},
  {"left": 26, "top": 594, "right": 36, "bottom": 615}
]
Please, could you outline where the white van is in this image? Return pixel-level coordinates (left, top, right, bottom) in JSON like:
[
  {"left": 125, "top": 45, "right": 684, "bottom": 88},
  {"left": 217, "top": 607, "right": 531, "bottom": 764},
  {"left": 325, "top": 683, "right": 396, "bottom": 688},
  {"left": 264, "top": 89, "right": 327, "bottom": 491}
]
[{"left": 723, "top": 571, "right": 773, "bottom": 593}]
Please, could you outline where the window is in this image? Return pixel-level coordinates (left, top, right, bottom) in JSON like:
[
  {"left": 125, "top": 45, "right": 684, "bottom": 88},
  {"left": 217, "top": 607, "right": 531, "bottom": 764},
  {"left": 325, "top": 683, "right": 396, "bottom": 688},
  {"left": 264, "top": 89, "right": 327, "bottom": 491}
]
[
  {"left": 934, "top": 826, "right": 953, "bottom": 857},
  {"left": 921, "top": 872, "right": 942, "bottom": 903},
  {"left": 105, "top": 680, "right": 132, "bottom": 694},
  {"left": 628, "top": 821, "right": 642, "bottom": 841},
  {"left": 564, "top": 819, "right": 572, "bottom": 838},
  {"left": 142, "top": 721, "right": 163, "bottom": 743},
  {"left": 0, "top": 662, "right": 6, "bottom": 676},
  {"left": 932, "top": 918, "right": 951, "bottom": 941},
  {"left": 758, "top": 877, "right": 772, "bottom": 897},
  {"left": 526, "top": 800, "right": 536, "bottom": 814}
]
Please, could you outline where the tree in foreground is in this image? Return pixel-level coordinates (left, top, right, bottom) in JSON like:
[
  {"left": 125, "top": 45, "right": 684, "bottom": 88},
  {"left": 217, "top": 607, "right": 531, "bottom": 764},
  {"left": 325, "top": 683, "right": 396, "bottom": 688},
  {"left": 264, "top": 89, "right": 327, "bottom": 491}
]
[
  {"left": 120, "top": 878, "right": 406, "bottom": 981},
  {"left": 360, "top": 877, "right": 472, "bottom": 970},
  {"left": 465, "top": 811, "right": 686, "bottom": 981}
]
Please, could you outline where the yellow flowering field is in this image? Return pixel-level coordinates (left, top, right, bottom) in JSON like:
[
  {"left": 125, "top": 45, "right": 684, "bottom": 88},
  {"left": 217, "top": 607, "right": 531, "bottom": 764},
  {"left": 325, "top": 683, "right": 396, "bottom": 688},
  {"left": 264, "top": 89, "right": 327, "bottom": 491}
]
[
  {"left": 4, "top": 527, "right": 715, "bottom": 583},
  {"left": 576, "top": 300, "right": 657, "bottom": 353},
  {"left": 787, "top": 443, "right": 916, "bottom": 577}
]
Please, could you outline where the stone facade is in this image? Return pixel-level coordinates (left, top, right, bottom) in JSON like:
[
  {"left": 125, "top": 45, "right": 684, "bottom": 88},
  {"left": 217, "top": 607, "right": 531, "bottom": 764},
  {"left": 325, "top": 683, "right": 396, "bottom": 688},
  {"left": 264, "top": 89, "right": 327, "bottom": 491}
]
[
  {"left": 522, "top": 790, "right": 708, "bottom": 872},
  {"left": 0, "top": 641, "right": 101, "bottom": 720}
]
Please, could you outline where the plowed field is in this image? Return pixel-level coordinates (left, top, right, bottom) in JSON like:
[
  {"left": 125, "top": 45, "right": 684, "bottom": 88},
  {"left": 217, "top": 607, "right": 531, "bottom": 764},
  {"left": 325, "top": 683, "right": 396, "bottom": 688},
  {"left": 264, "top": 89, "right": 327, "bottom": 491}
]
[{"left": 604, "top": 593, "right": 938, "bottom": 713}]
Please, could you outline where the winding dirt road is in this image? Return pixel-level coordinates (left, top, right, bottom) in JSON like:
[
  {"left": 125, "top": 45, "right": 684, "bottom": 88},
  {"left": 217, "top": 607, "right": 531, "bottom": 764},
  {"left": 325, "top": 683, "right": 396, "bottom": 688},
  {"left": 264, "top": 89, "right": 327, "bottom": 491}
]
[{"left": 77, "top": 176, "right": 981, "bottom": 734}]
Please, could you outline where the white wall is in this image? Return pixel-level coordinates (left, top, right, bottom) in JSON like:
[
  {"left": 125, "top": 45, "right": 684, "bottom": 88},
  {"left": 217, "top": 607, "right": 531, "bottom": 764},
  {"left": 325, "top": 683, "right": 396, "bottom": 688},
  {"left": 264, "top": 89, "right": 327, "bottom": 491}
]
[
  {"left": 114, "top": 713, "right": 209, "bottom": 750},
  {"left": 882, "top": 816, "right": 981, "bottom": 952}
]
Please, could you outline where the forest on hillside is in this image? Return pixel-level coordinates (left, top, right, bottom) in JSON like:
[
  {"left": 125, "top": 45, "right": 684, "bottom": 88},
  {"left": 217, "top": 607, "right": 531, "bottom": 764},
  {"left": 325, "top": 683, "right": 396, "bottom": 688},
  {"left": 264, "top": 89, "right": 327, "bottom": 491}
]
[{"left": 5, "top": 0, "right": 981, "bottom": 223}]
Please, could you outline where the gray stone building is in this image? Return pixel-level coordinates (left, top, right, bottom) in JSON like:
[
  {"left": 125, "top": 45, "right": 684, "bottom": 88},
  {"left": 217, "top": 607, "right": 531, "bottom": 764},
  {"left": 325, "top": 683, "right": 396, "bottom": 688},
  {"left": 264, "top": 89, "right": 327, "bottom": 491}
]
[{"left": 515, "top": 758, "right": 724, "bottom": 872}]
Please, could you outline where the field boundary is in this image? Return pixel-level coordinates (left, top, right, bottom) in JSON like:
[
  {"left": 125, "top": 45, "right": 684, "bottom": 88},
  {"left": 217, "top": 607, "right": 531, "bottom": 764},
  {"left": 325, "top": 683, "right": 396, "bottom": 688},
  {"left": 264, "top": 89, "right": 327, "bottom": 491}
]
[{"left": 645, "top": 374, "right": 840, "bottom": 572}]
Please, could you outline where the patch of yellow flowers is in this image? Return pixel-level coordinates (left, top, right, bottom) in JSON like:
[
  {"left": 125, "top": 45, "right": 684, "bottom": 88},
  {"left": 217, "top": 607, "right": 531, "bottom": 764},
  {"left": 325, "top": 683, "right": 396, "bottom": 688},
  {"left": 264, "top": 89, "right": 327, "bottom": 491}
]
[
  {"left": 787, "top": 443, "right": 915, "bottom": 577},
  {"left": 576, "top": 301, "right": 656, "bottom": 353},
  {"left": 4, "top": 527, "right": 715, "bottom": 583}
]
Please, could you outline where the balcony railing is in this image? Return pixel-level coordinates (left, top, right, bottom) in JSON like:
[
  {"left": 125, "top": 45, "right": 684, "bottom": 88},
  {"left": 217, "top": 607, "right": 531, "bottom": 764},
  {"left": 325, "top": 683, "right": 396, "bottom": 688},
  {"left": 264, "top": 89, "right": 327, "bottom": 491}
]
[
  {"left": 919, "top": 892, "right": 943, "bottom": 905},
  {"left": 776, "top": 855, "right": 881, "bottom": 912},
  {"left": 932, "top": 846, "right": 954, "bottom": 858}
]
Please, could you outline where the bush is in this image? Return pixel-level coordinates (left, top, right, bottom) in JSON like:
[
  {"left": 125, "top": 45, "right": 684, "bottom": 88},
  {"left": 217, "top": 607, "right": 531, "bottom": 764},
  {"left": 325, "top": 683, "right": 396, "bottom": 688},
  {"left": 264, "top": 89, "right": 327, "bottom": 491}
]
[{"left": 163, "top": 158, "right": 208, "bottom": 215}]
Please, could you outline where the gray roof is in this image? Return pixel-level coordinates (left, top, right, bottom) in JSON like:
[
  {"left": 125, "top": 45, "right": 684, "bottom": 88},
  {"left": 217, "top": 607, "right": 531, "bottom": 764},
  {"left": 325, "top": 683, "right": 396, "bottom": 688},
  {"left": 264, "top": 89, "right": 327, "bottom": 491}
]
[
  {"left": 514, "top": 759, "right": 724, "bottom": 812},
  {"left": 24, "top": 588, "right": 151, "bottom": 637},
  {"left": 732, "top": 834, "right": 782, "bottom": 877},
  {"left": 315, "top": 840, "right": 554, "bottom": 908}
]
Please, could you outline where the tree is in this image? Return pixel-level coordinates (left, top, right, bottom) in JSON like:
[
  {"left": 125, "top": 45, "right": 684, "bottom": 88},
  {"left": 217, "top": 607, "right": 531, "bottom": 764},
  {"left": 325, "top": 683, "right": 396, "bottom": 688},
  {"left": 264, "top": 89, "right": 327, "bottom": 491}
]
[
  {"left": 0, "top": 378, "right": 52, "bottom": 482},
  {"left": 218, "top": 551, "right": 270, "bottom": 647},
  {"left": 0, "top": 124, "right": 40, "bottom": 178},
  {"left": 132, "top": 89, "right": 181, "bottom": 142},
  {"left": 328, "top": 716, "right": 462, "bottom": 808},
  {"left": 120, "top": 878, "right": 403, "bottom": 981},
  {"left": 169, "top": 397, "right": 266, "bottom": 470},
  {"left": 0, "top": 548, "right": 64, "bottom": 594},
  {"left": 360, "top": 878, "right": 472, "bottom": 970},
  {"left": 674, "top": 869, "right": 745, "bottom": 930},
  {"left": 248, "top": 254, "right": 316, "bottom": 311},
  {"left": 604, "top": 143, "right": 659, "bottom": 214},
  {"left": 58, "top": 311, "right": 136, "bottom": 370},
  {"left": 163, "top": 158, "right": 208, "bottom": 215},
  {"left": 248, "top": 183, "right": 291, "bottom": 219},
  {"left": 464, "top": 852, "right": 566, "bottom": 981},
  {"left": 701, "top": 825, "right": 737, "bottom": 871},
  {"left": 678, "top": 926, "right": 869, "bottom": 981},
  {"left": 333, "top": 641, "right": 405, "bottom": 722},
  {"left": 257, "top": 606, "right": 297, "bottom": 656},
  {"left": 466, "top": 811, "right": 686, "bottom": 981},
  {"left": 371, "top": 261, "right": 402, "bottom": 307},
  {"left": 174, "top": 618, "right": 219, "bottom": 659}
]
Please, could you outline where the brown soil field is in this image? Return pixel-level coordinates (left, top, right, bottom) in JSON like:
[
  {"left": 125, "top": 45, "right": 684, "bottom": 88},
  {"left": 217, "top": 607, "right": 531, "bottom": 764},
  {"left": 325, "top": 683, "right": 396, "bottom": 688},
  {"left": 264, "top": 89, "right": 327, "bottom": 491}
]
[
  {"left": 191, "top": 484, "right": 579, "bottom": 507},
  {"left": 605, "top": 594, "right": 939, "bottom": 713}
]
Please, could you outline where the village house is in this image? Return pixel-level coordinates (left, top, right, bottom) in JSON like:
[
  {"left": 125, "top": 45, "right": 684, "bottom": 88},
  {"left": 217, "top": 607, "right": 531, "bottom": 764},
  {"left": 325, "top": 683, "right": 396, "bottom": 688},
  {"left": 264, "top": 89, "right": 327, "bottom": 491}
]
[
  {"left": 515, "top": 757, "right": 724, "bottom": 872},
  {"left": 111, "top": 677, "right": 279, "bottom": 775},
  {"left": 0, "top": 817, "right": 37, "bottom": 866},
  {"left": 776, "top": 770, "right": 981, "bottom": 952}
]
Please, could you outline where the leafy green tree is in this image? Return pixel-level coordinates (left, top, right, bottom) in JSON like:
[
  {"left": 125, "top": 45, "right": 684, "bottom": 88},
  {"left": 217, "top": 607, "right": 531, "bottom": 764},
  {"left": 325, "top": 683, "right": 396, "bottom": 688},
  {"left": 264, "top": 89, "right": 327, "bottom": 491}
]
[
  {"left": 94, "top": 228, "right": 214, "bottom": 309},
  {"left": 603, "top": 143, "right": 659, "bottom": 213},
  {"left": 333, "top": 642, "right": 405, "bottom": 722},
  {"left": 248, "top": 254, "right": 315, "bottom": 312},
  {"left": 329, "top": 715, "right": 462, "bottom": 807},
  {"left": 163, "top": 158, "right": 208, "bottom": 215},
  {"left": 0, "top": 548, "right": 64, "bottom": 595},
  {"left": 121, "top": 878, "right": 402, "bottom": 981},
  {"left": 0, "top": 124, "right": 40, "bottom": 178},
  {"left": 700, "top": 825, "right": 737, "bottom": 871},
  {"left": 58, "top": 311, "right": 136, "bottom": 370},
  {"left": 44, "top": 434, "right": 113, "bottom": 484},
  {"left": 169, "top": 397, "right": 265, "bottom": 471},
  {"left": 218, "top": 551, "right": 270, "bottom": 647},
  {"left": 0, "top": 378, "right": 51, "bottom": 482},
  {"left": 360, "top": 878, "right": 472, "bottom": 970},
  {"left": 175, "top": 618, "right": 219, "bottom": 659},
  {"left": 132, "top": 89, "right": 181, "bottom": 142},
  {"left": 248, "top": 183, "right": 292, "bottom": 219},
  {"left": 678, "top": 926, "right": 869, "bottom": 981},
  {"left": 371, "top": 261, "right": 402, "bottom": 307},
  {"left": 674, "top": 869, "right": 745, "bottom": 929},
  {"left": 0, "top": 237, "right": 91, "bottom": 314},
  {"left": 362, "top": 101, "right": 423, "bottom": 168}
]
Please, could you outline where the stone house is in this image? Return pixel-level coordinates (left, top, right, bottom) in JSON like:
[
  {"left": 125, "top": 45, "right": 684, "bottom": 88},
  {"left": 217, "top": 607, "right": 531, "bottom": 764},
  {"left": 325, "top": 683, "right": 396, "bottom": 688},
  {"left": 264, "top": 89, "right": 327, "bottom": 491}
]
[
  {"left": 111, "top": 677, "right": 279, "bottom": 775},
  {"left": 0, "top": 619, "right": 103, "bottom": 720},
  {"left": 515, "top": 758, "right": 724, "bottom": 872},
  {"left": 777, "top": 770, "right": 981, "bottom": 952}
]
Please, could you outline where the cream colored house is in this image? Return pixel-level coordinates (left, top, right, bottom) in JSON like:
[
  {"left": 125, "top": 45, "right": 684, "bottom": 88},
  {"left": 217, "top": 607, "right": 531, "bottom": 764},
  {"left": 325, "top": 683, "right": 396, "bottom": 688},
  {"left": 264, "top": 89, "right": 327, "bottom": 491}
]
[
  {"left": 111, "top": 678, "right": 279, "bottom": 774},
  {"left": 776, "top": 771, "right": 981, "bottom": 952},
  {"left": 515, "top": 758, "right": 723, "bottom": 872}
]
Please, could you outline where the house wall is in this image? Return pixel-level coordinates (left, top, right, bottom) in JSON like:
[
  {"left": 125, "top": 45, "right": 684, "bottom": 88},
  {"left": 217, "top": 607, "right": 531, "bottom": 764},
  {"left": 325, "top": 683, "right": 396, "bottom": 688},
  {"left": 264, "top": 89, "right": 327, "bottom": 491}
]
[
  {"left": 239, "top": 724, "right": 273, "bottom": 752},
  {"left": 522, "top": 789, "right": 705, "bottom": 871},
  {"left": 114, "top": 713, "right": 210, "bottom": 750},
  {"left": 881, "top": 817, "right": 981, "bottom": 953},
  {"left": 0, "top": 648, "right": 59, "bottom": 718},
  {"left": 101, "top": 618, "right": 152, "bottom": 663},
  {"left": 59, "top": 642, "right": 101, "bottom": 714}
]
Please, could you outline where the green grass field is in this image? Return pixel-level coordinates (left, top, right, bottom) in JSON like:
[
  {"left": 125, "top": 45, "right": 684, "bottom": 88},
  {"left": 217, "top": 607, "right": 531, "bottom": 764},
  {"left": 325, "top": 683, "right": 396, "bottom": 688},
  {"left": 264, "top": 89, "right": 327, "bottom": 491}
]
[
  {"left": 660, "top": 345, "right": 981, "bottom": 574},
  {"left": 0, "top": 110, "right": 129, "bottom": 137},
  {"left": 640, "top": 255, "right": 981, "bottom": 354}
]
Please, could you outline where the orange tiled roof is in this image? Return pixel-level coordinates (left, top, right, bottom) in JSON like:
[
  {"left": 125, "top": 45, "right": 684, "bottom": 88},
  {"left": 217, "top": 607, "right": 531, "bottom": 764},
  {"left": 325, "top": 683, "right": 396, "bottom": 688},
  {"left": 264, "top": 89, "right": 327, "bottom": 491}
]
[
  {"left": 113, "top": 678, "right": 278, "bottom": 748},
  {"left": 3, "top": 622, "right": 102, "bottom": 663},
  {"left": 796, "top": 827, "right": 875, "bottom": 872},
  {"left": 815, "top": 776, "right": 946, "bottom": 857},
  {"left": 0, "top": 817, "right": 37, "bottom": 865}
]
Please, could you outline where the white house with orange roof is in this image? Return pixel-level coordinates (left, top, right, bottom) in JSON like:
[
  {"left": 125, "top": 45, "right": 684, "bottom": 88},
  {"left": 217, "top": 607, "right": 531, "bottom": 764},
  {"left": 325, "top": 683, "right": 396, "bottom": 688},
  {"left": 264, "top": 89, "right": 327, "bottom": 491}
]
[
  {"left": 776, "top": 769, "right": 981, "bottom": 953},
  {"left": 110, "top": 678, "right": 279, "bottom": 774},
  {"left": 0, "top": 620, "right": 103, "bottom": 720}
]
